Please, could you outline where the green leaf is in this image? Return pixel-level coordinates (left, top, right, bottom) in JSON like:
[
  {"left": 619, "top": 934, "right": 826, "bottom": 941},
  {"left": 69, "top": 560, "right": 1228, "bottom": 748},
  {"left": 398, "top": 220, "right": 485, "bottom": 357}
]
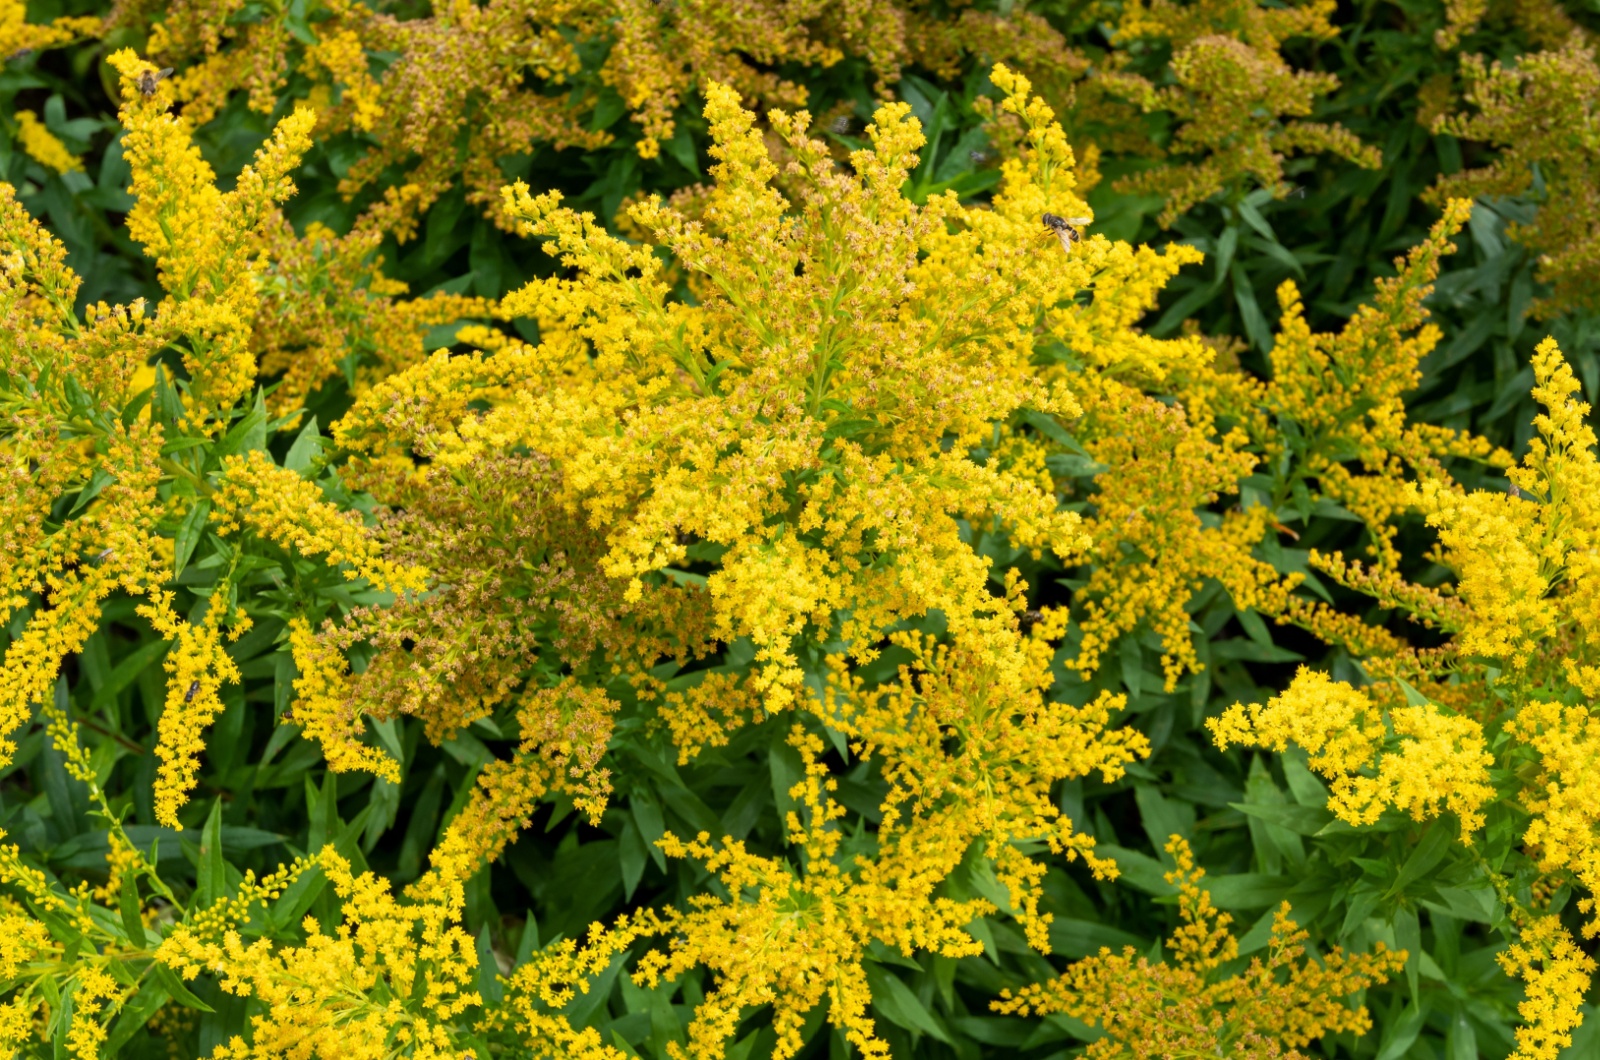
[
  {"left": 619, "top": 819, "right": 648, "bottom": 900},
  {"left": 1044, "top": 452, "right": 1109, "bottom": 478},
  {"left": 1389, "top": 820, "right": 1456, "bottom": 897},
  {"left": 119, "top": 870, "right": 146, "bottom": 945},
  {"left": 153, "top": 365, "right": 185, "bottom": 424},
  {"left": 1236, "top": 608, "right": 1273, "bottom": 645},
  {"left": 1229, "top": 801, "right": 1334, "bottom": 836},
  {"left": 1280, "top": 750, "right": 1331, "bottom": 808},
  {"left": 172, "top": 500, "right": 210, "bottom": 578},
  {"left": 1095, "top": 844, "right": 1175, "bottom": 896},
  {"left": 284, "top": 415, "right": 322, "bottom": 475},
  {"left": 214, "top": 391, "right": 267, "bottom": 457},
  {"left": 306, "top": 772, "right": 340, "bottom": 854},
  {"left": 90, "top": 639, "right": 171, "bottom": 711},
  {"left": 152, "top": 964, "right": 215, "bottom": 1013},
  {"left": 1232, "top": 262, "right": 1271, "bottom": 351},
  {"left": 196, "top": 799, "right": 227, "bottom": 909},
  {"left": 665, "top": 123, "right": 700, "bottom": 177},
  {"left": 1394, "top": 906, "right": 1421, "bottom": 1002},
  {"left": 1205, "top": 873, "right": 1292, "bottom": 910},
  {"left": 589, "top": 87, "right": 627, "bottom": 131},
  {"left": 1236, "top": 198, "right": 1275, "bottom": 242},
  {"left": 865, "top": 964, "right": 953, "bottom": 1044},
  {"left": 51, "top": 977, "right": 75, "bottom": 1058},
  {"left": 159, "top": 436, "right": 210, "bottom": 455},
  {"left": 769, "top": 732, "right": 804, "bottom": 819},
  {"left": 1376, "top": 1001, "right": 1427, "bottom": 1060},
  {"left": 67, "top": 466, "right": 115, "bottom": 516},
  {"left": 1215, "top": 224, "right": 1239, "bottom": 279},
  {"left": 1019, "top": 409, "right": 1088, "bottom": 454},
  {"left": 1119, "top": 636, "right": 1144, "bottom": 702},
  {"left": 476, "top": 926, "right": 505, "bottom": 1005},
  {"left": 1210, "top": 638, "right": 1305, "bottom": 663},
  {"left": 1047, "top": 918, "right": 1145, "bottom": 959},
  {"left": 632, "top": 793, "right": 667, "bottom": 872},
  {"left": 566, "top": 949, "right": 627, "bottom": 1027},
  {"left": 121, "top": 385, "right": 155, "bottom": 427},
  {"left": 1393, "top": 676, "right": 1431, "bottom": 707},
  {"left": 1152, "top": 276, "right": 1222, "bottom": 335},
  {"left": 1134, "top": 784, "right": 1190, "bottom": 854},
  {"left": 269, "top": 865, "right": 328, "bottom": 932},
  {"left": 103, "top": 977, "right": 170, "bottom": 1053},
  {"left": 273, "top": 653, "right": 298, "bottom": 722}
]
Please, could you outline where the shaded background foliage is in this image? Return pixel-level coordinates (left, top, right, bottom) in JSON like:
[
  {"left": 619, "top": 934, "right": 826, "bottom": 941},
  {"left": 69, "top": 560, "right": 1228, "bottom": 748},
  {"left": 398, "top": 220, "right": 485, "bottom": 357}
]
[{"left": 3, "top": 0, "right": 1600, "bottom": 1055}]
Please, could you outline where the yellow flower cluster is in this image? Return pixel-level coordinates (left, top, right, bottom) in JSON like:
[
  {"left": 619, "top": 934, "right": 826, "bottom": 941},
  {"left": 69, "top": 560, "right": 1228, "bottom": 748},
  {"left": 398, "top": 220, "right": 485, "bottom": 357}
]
[
  {"left": 302, "top": 66, "right": 1195, "bottom": 1053},
  {"left": 1070, "top": 389, "right": 1293, "bottom": 689},
  {"left": 335, "top": 69, "right": 1117, "bottom": 717},
  {"left": 1181, "top": 198, "right": 1509, "bottom": 571},
  {"left": 1431, "top": 41, "right": 1600, "bottom": 316},
  {"left": 0, "top": 51, "right": 433, "bottom": 829},
  {"left": 1210, "top": 667, "right": 1495, "bottom": 830},
  {"left": 83, "top": 0, "right": 1385, "bottom": 241},
  {"left": 286, "top": 616, "right": 405, "bottom": 781},
  {"left": 1211, "top": 334, "right": 1600, "bottom": 1053},
  {"left": 0, "top": 704, "right": 186, "bottom": 1056},
  {"left": 1509, "top": 701, "right": 1600, "bottom": 932},
  {"left": 995, "top": 835, "right": 1405, "bottom": 1059},
  {"left": 1416, "top": 337, "right": 1600, "bottom": 681},
  {"left": 1096, "top": 0, "right": 1381, "bottom": 223},
  {"left": 135, "top": 0, "right": 997, "bottom": 230},
  {"left": 0, "top": 47, "right": 1501, "bottom": 1053},
  {"left": 250, "top": 216, "right": 492, "bottom": 422},
  {"left": 159, "top": 849, "right": 481, "bottom": 1059},
  {"left": 8, "top": 14, "right": 1598, "bottom": 1055},
  {"left": 488, "top": 910, "right": 664, "bottom": 1060},
  {"left": 212, "top": 450, "right": 428, "bottom": 594}
]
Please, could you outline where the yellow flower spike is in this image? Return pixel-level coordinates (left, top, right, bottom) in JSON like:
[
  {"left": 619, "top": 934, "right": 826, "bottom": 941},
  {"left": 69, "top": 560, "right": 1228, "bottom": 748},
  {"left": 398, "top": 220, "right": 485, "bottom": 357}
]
[
  {"left": 212, "top": 450, "right": 428, "bottom": 594},
  {"left": 136, "top": 589, "right": 247, "bottom": 827},
  {"left": 284, "top": 617, "right": 404, "bottom": 783},
  {"left": 413, "top": 680, "right": 620, "bottom": 898},
  {"left": 1498, "top": 913, "right": 1596, "bottom": 1060},
  {"left": 1415, "top": 337, "right": 1600, "bottom": 673},
  {"left": 0, "top": 0, "right": 98, "bottom": 57},
  {"left": 303, "top": 27, "right": 383, "bottom": 131},
  {"left": 109, "top": 48, "right": 318, "bottom": 425},
  {"left": 1507, "top": 701, "right": 1600, "bottom": 936},
  {"left": 13, "top": 110, "right": 81, "bottom": 174}
]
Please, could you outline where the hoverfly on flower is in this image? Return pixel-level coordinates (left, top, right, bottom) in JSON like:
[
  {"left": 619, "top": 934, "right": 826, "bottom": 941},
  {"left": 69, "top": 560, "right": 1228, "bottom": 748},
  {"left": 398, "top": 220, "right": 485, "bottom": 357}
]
[
  {"left": 136, "top": 67, "right": 174, "bottom": 97},
  {"left": 1041, "top": 212, "right": 1091, "bottom": 254}
]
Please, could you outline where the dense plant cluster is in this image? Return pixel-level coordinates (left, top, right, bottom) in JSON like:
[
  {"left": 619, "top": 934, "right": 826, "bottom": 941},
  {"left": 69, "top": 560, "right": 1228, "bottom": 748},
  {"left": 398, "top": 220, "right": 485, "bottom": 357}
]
[{"left": 3, "top": 0, "right": 1600, "bottom": 1057}]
